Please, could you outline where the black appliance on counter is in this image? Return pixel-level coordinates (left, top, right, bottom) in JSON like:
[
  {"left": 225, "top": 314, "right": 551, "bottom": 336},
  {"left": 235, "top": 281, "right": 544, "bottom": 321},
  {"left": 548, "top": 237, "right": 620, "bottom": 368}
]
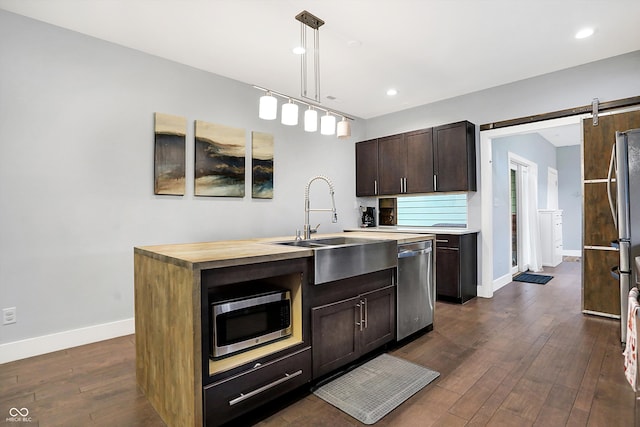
[{"left": 360, "top": 206, "right": 376, "bottom": 227}]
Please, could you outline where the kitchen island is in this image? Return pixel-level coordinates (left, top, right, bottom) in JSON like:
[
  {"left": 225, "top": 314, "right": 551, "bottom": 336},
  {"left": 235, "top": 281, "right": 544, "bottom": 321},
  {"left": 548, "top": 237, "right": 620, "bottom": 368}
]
[{"left": 134, "top": 231, "right": 432, "bottom": 427}]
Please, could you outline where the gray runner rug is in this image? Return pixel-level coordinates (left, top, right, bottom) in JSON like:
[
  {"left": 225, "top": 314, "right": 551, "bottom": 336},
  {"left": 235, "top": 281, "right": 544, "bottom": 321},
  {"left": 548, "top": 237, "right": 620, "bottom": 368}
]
[{"left": 313, "top": 353, "right": 440, "bottom": 424}]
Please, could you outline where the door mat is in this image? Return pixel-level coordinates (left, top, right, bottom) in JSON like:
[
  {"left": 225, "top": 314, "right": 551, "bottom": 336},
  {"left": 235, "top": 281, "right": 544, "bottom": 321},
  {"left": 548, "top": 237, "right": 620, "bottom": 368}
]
[
  {"left": 513, "top": 273, "right": 553, "bottom": 284},
  {"left": 313, "top": 353, "right": 439, "bottom": 424}
]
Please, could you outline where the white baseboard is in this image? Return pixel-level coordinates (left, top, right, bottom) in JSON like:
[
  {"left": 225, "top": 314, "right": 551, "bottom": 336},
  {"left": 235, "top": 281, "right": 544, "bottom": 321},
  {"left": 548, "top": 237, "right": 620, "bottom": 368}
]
[
  {"left": 478, "top": 272, "right": 513, "bottom": 298},
  {"left": 563, "top": 249, "right": 581, "bottom": 257},
  {"left": 493, "top": 272, "right": 513, "bottom": 293},
  {"left": 0, "top": 318, "right": 134, "bottom": 364}
]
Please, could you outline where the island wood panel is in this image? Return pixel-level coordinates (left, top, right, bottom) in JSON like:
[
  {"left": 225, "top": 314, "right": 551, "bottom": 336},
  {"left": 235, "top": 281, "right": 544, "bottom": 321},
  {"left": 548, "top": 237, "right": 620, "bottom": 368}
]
[{"left": 134, "top": 252, "right": 202, "bottom": 427}]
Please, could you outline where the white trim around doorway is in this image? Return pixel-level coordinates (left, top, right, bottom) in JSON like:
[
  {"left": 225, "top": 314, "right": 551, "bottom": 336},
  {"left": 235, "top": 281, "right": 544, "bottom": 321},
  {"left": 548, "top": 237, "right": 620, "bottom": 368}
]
[{"left": 479, "top": 114, "right": 586, "bottom": 298}]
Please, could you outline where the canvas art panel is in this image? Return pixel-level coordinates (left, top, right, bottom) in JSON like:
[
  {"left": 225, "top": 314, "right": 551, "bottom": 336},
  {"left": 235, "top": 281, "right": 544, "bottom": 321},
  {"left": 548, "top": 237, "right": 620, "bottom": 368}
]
[
  {"left": 154, "top": 112, "right": 186, "bottom": 195},
  {"left": 252, "top": 132, "right": 274, "bottom": 199},
  {"left": 194, "top": 120, "right": 246, "bottom": 197}
]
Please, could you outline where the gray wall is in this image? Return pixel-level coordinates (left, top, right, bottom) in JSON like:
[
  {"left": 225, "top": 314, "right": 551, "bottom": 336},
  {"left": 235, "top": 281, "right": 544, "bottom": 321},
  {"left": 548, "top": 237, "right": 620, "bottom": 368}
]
[
  {"left": 0, "top": 10, "right": 363, "bottom": 345},
  {"left": 557, "top": 145, "right": 583, "bottom": 252},
  {"left": 2, "top": 8, "right": 640, "bottom": 347}
]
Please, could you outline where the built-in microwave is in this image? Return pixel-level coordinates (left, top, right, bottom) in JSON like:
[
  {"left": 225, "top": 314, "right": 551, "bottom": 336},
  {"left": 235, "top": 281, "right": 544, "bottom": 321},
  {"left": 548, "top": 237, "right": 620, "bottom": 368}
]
[{"left": 210, "top": 287, "right": 292, "bottom": 359}]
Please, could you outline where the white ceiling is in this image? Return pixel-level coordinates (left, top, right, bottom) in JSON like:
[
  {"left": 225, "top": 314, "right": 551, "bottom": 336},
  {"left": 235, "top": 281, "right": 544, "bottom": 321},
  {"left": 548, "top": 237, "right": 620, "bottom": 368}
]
[
  {"left": 2, "top": 0, "right": 639, "bottom": 123},
  {"left": 536, "top": 124, "right": 582, "bottom": 147}
]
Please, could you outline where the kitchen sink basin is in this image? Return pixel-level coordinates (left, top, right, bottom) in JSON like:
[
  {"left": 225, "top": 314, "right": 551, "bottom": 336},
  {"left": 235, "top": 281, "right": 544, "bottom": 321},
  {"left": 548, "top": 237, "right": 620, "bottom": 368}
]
[
  {"left": 277, "top": 240, "right": 328, "bottom": 248},
  {"left": 275, "top": 236, "right": 378, "bottom": 248},
  {"left": 273, "top": 236, "right": 397, "bottom": 284}
]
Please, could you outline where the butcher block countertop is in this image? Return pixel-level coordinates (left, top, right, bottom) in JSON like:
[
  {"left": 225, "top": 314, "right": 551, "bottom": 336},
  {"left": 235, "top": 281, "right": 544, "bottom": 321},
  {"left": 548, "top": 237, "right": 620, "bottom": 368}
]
[{"left": 134, "top": 231, "right": 433, "bottom": 270}]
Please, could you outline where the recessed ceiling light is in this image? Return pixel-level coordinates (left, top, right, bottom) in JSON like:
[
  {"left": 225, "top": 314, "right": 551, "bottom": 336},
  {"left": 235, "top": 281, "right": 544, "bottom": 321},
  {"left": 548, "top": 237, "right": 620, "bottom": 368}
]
[
  {"left": 292, "top": 46, "right": 306, "bottom": 55},
  {"left": 575, "top": 27, "right": 594, "bottom": 39},
  {"left": 386, "top": 88, "right": 398, "bottom": 96}
]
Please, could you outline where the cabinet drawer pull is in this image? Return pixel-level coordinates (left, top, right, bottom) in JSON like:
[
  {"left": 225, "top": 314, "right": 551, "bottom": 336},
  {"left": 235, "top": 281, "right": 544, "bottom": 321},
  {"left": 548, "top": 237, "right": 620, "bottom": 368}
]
[
  {"left": 363, "top": 298, "right": 368, "bottom": 329},
  {"left": 356, "top": 302, "right": 364, "bottom": 331},
  {"left": 435, "top": 239, "right": 448, "bottom": 243},
  {"left": 228, "top": 370, "right": 303, "bottom": 406}
]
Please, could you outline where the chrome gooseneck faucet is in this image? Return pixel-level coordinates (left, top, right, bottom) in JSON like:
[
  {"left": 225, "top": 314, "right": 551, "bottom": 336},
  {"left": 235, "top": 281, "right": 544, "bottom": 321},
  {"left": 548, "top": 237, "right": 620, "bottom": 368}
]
[{"left": 303, "top": 175, "right": 337, "bottom": 239}]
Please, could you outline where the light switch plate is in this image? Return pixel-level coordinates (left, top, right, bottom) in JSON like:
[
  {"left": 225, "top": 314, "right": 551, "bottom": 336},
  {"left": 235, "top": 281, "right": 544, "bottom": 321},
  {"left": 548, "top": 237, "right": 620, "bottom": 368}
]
[{"left": 2, "top": 307, "right": 16, "bottom": 325}]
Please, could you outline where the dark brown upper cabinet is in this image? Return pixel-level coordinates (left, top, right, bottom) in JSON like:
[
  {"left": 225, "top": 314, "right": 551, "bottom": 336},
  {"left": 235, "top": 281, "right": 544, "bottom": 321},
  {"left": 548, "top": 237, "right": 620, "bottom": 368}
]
[
  {"left": 355, "top": 139, "right": 379, "bottom": 197},
  {"left": 433, "top": 121, "right": 477, "bottom": 192},
  {"left": 405, "top": 129, "right": 435, "bottom": 193},
  {"left": 378, "top": 134, "right": 407, "bottom": 195},
  {"left": 378, "top": 130, "right": 434, "bottom": 195},
  {"left": 355, "top": 120, "right": 476, "bottom": 197}
]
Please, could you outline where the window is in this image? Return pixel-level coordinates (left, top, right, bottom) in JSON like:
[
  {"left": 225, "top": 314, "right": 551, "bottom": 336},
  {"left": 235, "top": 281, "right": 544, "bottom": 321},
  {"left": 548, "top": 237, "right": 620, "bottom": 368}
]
[{"left": 397, "top": 194, "right": 467, "bottom": 227}]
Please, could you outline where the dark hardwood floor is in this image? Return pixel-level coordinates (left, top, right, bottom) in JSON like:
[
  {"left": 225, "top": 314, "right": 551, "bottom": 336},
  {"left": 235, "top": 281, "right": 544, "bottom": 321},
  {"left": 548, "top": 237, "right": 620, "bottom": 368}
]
[{"left": 1, "top": 259, "right": 635, "bottom": 426}]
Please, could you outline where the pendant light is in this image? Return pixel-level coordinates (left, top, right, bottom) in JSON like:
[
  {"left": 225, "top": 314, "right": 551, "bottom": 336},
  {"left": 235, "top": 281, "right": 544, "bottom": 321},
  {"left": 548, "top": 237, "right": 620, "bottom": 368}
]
[
  {"left": 255, "top": 11, "right": 355, "bottom": 136},
  {"left": 336, "top": 116, "right": 351, "bottom": 139},
  {"left": 304, "top": 106, "right": 318, "bottom": 132},
  {"left": 258, "top": 92, "right": 277, "bottom": 120},
  {"left": 320, "top": 112, "right": 336, "bottom": 135},
  {"left": 281, "top": 99, "right": 298, "bottom": 125}
]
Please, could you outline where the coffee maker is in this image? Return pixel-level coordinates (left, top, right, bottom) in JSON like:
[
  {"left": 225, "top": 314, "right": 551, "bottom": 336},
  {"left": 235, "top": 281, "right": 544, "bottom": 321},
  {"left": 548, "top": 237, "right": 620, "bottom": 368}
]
[{"left": 360, "top": 207, "right": 376, "bottom": 228}]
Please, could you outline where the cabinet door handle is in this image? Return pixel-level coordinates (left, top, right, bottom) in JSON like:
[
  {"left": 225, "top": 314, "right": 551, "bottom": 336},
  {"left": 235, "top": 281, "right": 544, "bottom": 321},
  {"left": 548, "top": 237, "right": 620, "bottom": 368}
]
[
  {"left": 228, "top": 369, "right": 303, "bottom": 406},
  {"left": 362, "top": 298, "right": 368, "bottom": 329},
  {"left": 374, "top": 180, "right": 378, "bottom": 195},
  {"left": 356, "top": 302, "right": 364, "bottom": 331},
  {"left": 434, "top": 175, "right": 437, "bottom": 191}
]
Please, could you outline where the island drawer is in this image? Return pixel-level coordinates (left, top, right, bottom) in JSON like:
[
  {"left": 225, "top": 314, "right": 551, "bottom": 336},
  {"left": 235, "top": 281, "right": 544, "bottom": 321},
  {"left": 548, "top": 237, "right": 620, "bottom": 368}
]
[{"left": 203, "top": 346, "right": 311, "bottom": 426}]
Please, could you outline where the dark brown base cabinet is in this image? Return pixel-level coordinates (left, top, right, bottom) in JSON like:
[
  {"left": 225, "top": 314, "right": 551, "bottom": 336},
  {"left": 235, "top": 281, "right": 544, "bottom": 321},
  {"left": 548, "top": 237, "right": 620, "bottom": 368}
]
[
  {"left": 200, "top": 260, "right": 312, "bottom": 427},
  {"left": 436, "top": 233, "right": 478, "bottom": 303},
  {"left": 203, "top": 347, "right": 311, "bottom": 426},
  {"left": 309, "top": 270, "right": 396, "bottom": 379}
]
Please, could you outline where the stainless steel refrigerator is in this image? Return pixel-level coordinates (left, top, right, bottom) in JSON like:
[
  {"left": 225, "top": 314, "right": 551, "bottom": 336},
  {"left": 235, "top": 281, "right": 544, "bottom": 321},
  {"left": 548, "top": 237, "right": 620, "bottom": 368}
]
[{"left": 608, "top": 128, "right": 640, "bottom": 343}]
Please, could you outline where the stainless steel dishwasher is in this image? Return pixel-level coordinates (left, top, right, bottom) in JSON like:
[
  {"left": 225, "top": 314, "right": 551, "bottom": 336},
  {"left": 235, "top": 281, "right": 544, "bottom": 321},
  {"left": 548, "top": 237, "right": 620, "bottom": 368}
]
[{"left": 397, "top": 240, "right": 435, "bottom": 340}]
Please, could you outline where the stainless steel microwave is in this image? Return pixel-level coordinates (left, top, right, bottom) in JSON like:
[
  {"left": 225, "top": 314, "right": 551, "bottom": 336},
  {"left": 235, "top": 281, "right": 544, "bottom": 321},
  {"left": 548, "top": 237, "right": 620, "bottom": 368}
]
[{"left": 210, "top": 288, "right": 292, "bottom": 359}]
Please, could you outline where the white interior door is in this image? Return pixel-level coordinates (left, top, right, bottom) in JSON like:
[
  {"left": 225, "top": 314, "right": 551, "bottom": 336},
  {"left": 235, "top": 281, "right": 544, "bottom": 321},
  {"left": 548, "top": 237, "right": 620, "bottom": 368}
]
[
  {"left": 510, "top": 164, "right": 519, "bottom": 274},
  {"left": 509, "top": 152, "right": 543, "bottom": 273}
]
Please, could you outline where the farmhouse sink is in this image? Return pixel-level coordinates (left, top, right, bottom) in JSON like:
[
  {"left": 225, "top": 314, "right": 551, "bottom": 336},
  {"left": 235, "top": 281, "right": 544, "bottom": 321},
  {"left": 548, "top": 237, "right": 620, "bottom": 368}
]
[
  {"left": 273, "top": 236, "right": 396, "bottom": 284},
  {"left": 276, "top": 236, "right": 378, "bottom": 248}
]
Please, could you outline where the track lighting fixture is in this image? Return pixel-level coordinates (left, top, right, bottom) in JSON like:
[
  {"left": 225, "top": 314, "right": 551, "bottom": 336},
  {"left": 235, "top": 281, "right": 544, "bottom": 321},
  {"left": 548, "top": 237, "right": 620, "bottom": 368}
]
[{"left": 254, "top": 11, "right": 354, "bottom": 138}]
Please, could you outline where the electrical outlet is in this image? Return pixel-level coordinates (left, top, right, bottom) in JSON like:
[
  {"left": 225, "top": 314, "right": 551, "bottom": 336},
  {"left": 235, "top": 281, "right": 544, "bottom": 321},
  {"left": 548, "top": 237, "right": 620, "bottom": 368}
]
[{"left": 3, "top": 307, "right": 16, "bottom": 325}]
